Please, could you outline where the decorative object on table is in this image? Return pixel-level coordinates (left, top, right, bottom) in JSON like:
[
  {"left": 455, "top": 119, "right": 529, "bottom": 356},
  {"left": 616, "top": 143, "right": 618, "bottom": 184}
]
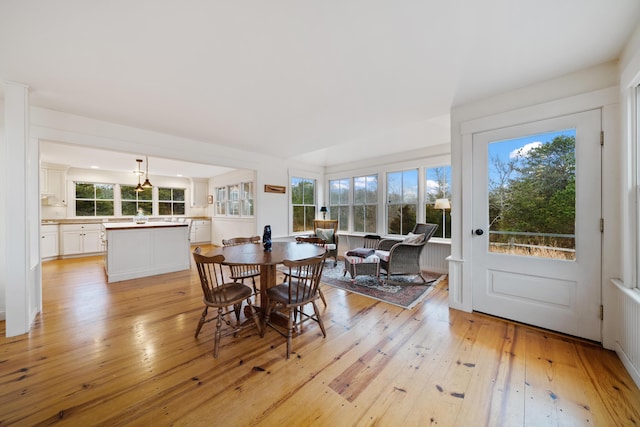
[
  {"left": 320, "top": 206, "right": 328, "bottom": 219},
  {"left": 264, "top": 184, "right": 286, "bottom": 194},
  {"left": 317, "top": 260, "right": 445, "bottom": 309},
  {"left": 434, "top": 198, "right": 451, "bottom": 238},
  {"left": 133, "top": 208, "right": 148, "bottom": 224},
  {"left": 263, "top": 225, "right": 272, "bottom": 251}
]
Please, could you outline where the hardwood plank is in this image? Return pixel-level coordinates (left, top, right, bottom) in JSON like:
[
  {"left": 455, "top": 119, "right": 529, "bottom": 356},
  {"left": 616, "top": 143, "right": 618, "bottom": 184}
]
[{"left": 0, "top": 252, "right": 638, "bottom": 426}]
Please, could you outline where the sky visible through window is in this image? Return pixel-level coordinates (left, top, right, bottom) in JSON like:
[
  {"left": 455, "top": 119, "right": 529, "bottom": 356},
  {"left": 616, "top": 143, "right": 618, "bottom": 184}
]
[{"left": 488, "top": 129, "right": 575, "bottom": 180}]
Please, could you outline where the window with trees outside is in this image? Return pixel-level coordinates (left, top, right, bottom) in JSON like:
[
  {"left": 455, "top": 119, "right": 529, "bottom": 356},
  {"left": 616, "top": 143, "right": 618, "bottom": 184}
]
[
  {"left": 387, "top": 169, "right": 418, "bottom": 235},
  {"left": 328, "top": 178, "right": 349, "bottom": 231},
  {"left": 75, "top": 182, "right": 115, "bottom": 216},
  {"left": 353, "top": 174, "right": 378, "bottom": 233},
  {"left": 121, "top": 185, "right": 153, "bottom": 216},
  {"left": 425, "top": 166, "right": 452, "bottom": 239},
  {"left": 158, "top": 187, "right": 185, "bottom": 216},
  {"left": 241, "top": 182, "right": 254, "bottom": 216},
  {"left": 488, "top": 130, "right": 576, "bottom": 260},
  {"left": 291, "top": 177, "right": 316, "bottom": 232}
]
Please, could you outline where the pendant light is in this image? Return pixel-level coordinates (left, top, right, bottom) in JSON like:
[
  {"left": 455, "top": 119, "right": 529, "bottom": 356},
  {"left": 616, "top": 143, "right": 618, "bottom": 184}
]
[
  {"left": 141, "top": 155, "right": 153, "bottom": 189},
  {"left": 134, "top": 159, "right": 144, "bottom": 192}
]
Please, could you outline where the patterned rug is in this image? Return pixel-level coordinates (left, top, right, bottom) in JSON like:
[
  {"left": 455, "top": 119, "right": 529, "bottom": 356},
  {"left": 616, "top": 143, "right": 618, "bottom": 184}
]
[{"left": 319, "top": 260, "right": 446, "bottom": 309}]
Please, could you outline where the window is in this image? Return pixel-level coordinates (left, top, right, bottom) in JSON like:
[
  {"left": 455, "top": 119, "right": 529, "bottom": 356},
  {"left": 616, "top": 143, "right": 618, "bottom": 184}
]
[
  {"left": 158, "top": 187, "right": 185, "bottom": 216},
  {"left": 215, "top": 187, "right": 226, "bottom": 216},
  {"left": 122, "top": 185, "right": 153, "bottom": 216},
  {"left": 241, "top": 182, "right": 254, "bottom": 216},
  {"left": 425, "top": 166, "right": 452, "bottom": 238},
  {"left": 75, "top": 182, "right": 114, "bottom": 216},
  {"left": 291, "top": 177, "right": 316, "bottom": 232},
  {"left": 329, "top": 178, "right": 349, "bottom": 231},
  {"left": 353, "top": 174, "right": 378, "bottom": 233},
  {"left": 214, "top": 182, "right": 254, "bottom": 216},
  {"left": 228, "top": 184, "right": 240, "bottom": 215},
  {"left": 387, "top": 169, "right": 418, "bottom": 235}
]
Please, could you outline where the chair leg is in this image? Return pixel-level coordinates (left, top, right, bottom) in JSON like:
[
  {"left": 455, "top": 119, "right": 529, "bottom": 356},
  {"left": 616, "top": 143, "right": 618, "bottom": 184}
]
[
  {"left": 195, "top": 306, "right": 208, "bottom": 338},
  {"left": 286, "top": 307, "right": 294, "bottom": 359},
  {"left": 214, "top": 307, "right": 224, "bottom": 358},
  {"left": 247, "top": 298, "right": 264, "bottom": 337},
  {"left": 318, "top": 286, "right": 327, "bottom": 307},
  {"left": 312, "top": 301, "right": 326, "bottom": 338}
]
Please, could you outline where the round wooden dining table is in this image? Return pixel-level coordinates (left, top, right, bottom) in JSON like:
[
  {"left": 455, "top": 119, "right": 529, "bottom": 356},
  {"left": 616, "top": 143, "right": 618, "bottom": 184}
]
[{"left": 204, "top": 241, "right": 325, "bottom": 310}]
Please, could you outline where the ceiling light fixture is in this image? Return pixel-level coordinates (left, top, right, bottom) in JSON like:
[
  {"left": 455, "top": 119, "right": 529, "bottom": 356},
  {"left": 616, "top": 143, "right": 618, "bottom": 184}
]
[
  {"left": 141, "top": 155, "right": 153, "bottom": 189},
  {"left": 134, "top": 159, "right": 144, "bottom": 192}
]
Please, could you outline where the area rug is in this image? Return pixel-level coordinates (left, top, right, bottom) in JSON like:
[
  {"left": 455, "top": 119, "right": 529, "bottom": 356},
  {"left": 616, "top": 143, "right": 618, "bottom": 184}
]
[{"left": 319, "top": 260, "right": 446, "bottom": 309}]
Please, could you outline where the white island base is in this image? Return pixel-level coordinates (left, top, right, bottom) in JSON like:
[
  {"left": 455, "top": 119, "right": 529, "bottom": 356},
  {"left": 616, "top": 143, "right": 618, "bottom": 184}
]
[{"left": 103, "top": 221, "right": 190, "bottom": 283}]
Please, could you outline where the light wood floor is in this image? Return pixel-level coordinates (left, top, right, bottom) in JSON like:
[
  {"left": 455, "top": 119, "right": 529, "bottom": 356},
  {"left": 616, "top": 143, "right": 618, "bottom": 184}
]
[{"left": 1, "top": 247, "right": 639, "bottom": 426}]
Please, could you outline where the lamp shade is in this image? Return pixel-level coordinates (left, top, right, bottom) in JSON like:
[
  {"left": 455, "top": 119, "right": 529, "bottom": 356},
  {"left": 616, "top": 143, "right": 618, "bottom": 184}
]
[
  {"left": 434, "top": 198, "right": 451, "bottom": 210},
  {"left": 320, "top": 206, "right": 328, "bottom": 213}
]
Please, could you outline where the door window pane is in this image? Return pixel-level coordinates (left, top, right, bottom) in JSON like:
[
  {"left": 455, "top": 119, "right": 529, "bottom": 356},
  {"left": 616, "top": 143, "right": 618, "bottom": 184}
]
[{"left": 488, "top": 129, "right": 576, "bottom": 259}]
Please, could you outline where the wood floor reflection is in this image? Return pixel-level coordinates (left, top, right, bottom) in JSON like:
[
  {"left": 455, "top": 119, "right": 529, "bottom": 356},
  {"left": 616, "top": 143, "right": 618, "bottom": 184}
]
[{"left": 1, "top": 247, "right": 638, "bottom": 426}]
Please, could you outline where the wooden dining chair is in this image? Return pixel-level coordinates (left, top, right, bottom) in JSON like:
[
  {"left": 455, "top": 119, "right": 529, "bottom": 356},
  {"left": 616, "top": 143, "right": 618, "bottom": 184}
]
[
  {"left": 222, "top": 236, "right": 261, "bottom": 294},
  {"left": 290, "top": 236, "right": 328, "bottom": 306},
  {"left": 193, "top": 249, "right": 263, "bottom": 358},
  {"left": 265, "top": 253, "right": 327, "bottom": 359}
]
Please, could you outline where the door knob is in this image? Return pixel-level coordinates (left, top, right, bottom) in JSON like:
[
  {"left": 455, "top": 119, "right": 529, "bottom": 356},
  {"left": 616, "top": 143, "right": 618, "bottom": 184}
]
[{"left": 474, "top": 229, "right": 484, "bottom": 236}]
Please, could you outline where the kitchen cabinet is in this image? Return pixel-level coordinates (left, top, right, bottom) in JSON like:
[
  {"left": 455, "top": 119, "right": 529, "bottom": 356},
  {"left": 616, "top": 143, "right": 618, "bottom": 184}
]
[
  {"left": 60, "top": 223, "right": 104, "bottom": 255},
  {"left": 191, "top": 178, "right": 209, "bottom": 207},
  {"left": 190, "top": 219, "right": 211, "bottom": 243},
  {"left": 41, "top": 164, "right": 68, "bottom": 206},
  {"left": 41, "top": 224, "right": 59, "bottom": 259}
]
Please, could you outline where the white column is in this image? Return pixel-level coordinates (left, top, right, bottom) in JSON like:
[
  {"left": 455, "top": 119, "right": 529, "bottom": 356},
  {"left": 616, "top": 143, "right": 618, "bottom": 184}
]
[{"left": 3, "top": 81, "right": 39, "bottom": 336}]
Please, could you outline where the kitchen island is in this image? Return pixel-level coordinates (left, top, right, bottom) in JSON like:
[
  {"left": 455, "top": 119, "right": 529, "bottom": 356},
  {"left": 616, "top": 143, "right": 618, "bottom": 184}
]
[{"left": 103, "top": 221, "right": 190, "bottom": 283}]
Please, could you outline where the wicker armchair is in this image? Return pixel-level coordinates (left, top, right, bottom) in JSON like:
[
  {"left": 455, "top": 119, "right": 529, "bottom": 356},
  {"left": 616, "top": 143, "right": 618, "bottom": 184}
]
[
  {"left": 312, "top": 219, "right": 339, "bottom": 267},
  {"left": 376, "top": 223, "right": 438, "bottom": 283}
]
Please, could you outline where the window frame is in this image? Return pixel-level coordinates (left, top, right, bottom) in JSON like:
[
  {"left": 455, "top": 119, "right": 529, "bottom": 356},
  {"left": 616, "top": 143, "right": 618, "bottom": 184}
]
[
  {"left": 328, "top": 178, "right": 350, "bottom": 231},
  {"left": 121, "top": 184, "right": 153, "bottom": 216},
  {"left": 291, "top": 176, "right": 316, "bottom": 233},
  {"left": 157, "top": 186, "right": 186, "bottom": 216},
  {"left": 425, "top": 165, "right": 452, "bottom": 239},
  {"left": 214, "top": 181, "right": 254, "bottom": 217},
  {"left": 353, "top": 174, "right": 378, "bottom": 234},
  {"left": 386, "top": 168, "right": 419, "bottom": 236},
  {"left": 74, "top": 181, "right": 115, "bottom": 217}
]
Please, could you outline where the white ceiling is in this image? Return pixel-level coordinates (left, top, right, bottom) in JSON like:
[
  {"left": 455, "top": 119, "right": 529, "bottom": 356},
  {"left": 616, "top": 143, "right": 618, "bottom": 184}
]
[{"left": 2, "top": 1, "right": 640, "bottom": 173}]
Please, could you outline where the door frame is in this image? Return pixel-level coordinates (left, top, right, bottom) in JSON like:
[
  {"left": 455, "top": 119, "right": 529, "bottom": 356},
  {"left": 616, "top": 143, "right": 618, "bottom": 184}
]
[{"left": 450, "top": 87, "right": 618, "bottom": 326}]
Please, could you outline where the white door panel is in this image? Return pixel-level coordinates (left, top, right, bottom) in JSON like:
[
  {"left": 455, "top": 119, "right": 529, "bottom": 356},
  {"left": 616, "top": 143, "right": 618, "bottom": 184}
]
[{"left": 472, "top": 110, "right": 602, "bottom": 341}]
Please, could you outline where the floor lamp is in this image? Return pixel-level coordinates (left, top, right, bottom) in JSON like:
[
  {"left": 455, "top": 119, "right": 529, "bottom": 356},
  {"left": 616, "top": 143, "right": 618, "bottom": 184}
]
[{"left": 434, "top": 198, "right": 450, "bottom": 238}]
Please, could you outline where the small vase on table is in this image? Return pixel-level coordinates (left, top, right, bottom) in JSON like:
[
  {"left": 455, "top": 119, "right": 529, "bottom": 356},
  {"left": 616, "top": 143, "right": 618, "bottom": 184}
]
[{"left": 263, "top": 225, "right": 272, "bottom": 252}]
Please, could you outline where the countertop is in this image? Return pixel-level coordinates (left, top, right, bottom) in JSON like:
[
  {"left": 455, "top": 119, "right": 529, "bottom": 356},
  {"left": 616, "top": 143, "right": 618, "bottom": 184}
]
[
  {"left": 103, "top": 221, "right": 189, "bottom": 230},
  {"left": 42, "top": 217, "right": 211, "bottom": 225}
]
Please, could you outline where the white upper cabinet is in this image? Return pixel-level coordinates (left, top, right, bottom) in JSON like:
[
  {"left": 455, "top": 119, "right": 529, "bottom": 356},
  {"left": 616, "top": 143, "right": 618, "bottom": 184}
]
[
  {"left": 41, "top": 163, "right": 68, "bottom": 206},
  {"left": 191, "top": 178, "right": 209, "bottom": 207}
]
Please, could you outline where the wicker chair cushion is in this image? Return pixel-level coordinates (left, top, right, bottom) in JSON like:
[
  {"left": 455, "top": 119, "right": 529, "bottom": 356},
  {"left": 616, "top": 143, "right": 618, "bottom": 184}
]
[
  {"left": 344, "top": 252, "right": 380, "bottom": 265},
  {"left": 403, "top": 232, "right": 425, "bottom": 244},
  {"left": 374, "top": 250, "right": 390, "bottom": 262},
  {"left": 315, "top": 228, "right": 335, "bottom": 244}
]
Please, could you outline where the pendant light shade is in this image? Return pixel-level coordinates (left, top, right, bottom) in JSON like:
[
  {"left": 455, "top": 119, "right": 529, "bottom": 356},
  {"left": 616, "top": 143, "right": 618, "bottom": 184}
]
[
  {"left": 134, "top": 159, "right": 144, "bottom": 192},
  {"left": 141, "top": 156, "right": 153, "bottom": 189}
]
